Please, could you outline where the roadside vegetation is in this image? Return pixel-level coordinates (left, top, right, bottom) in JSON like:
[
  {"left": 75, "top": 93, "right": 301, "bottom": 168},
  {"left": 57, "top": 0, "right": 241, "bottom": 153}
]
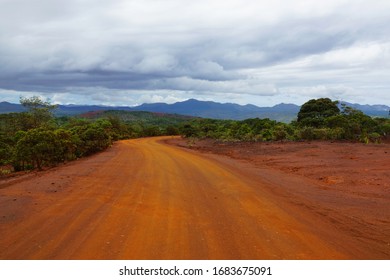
[
  {"left": 181, "top": 98, "right": 390, "bottom": 143},
  {"left": 0, "top": 97, "right": 188, "bottom": 172},
  {"left": 1, "top": 96, "right": 389, "bottom": 173}
]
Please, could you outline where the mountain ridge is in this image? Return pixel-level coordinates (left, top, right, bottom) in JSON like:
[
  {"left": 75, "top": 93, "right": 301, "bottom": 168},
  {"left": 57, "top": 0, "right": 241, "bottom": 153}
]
[{"left": 1, "top": 99, "right": 389, "bottom": 122}]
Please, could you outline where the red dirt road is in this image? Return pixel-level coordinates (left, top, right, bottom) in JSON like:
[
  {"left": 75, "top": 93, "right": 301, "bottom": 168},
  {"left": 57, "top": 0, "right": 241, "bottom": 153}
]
[{"left": 0, "top": 137, "right": 389, "bottom": 259}]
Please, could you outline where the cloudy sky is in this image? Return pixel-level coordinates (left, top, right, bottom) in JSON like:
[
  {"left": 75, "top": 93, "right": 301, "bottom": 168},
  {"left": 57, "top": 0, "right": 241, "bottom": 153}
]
[{"left": 0, "top": 0, "right": 389, "bottom": 106}]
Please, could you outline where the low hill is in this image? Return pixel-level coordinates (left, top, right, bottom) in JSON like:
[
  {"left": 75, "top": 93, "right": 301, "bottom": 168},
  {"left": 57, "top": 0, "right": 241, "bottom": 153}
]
[
  {"left": 339, "top": 102, "right": 389, "bottom": 118},
  {"left": 79, "top": 110, "right": 196, "bottom": 127},
  {"left": 0, "top": 101, "right": 26, "bottom": 113}
]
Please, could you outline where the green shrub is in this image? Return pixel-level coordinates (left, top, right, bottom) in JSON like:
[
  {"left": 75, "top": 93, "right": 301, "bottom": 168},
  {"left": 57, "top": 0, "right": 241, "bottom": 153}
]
[{"left": 14, "top": 129, "right": 61, "bottom": 170}]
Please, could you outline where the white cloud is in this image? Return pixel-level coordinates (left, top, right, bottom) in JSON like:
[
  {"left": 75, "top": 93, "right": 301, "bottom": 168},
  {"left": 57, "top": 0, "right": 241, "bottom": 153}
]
[
  {"left": 318, "top": 42, "right": 390, "bottom": 69},
  {"left": 134, "top": 54, "right": 178, "bottom": 74}
]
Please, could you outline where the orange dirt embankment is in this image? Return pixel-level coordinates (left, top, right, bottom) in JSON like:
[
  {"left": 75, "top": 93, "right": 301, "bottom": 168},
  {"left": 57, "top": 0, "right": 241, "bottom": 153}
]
[{"left": 1, "top": 136, "right": 389, "bottom": 259}]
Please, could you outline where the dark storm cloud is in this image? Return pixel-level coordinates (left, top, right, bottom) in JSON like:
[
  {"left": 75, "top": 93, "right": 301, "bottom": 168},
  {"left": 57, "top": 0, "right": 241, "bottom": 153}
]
[{"left": 0, "top": 0, "right": 390, "bottom": 106}]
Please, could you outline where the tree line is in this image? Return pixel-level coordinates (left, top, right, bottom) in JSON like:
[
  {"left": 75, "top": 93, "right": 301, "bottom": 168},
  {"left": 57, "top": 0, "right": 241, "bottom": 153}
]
[
  {"left": 181, "top": 98, "right": 390, "bottom": 143},
  {"left": 1, "top": 97, "right": 389, "bottom": 173}
]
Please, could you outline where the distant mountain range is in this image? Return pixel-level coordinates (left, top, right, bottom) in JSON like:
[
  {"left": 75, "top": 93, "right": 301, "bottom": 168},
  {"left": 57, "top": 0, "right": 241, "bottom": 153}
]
[
  {"left": 131, "top": 99, "right": 302, "bottom": 122},
  {"left": 0, "top": 99, "right": 389, "bottom": 123}
]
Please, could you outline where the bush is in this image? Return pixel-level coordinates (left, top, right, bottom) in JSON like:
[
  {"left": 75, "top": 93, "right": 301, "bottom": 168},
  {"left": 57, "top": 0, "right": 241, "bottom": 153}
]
[
  {"left": 78, "top": 126, "right": 112, "bottom": 156},
  {"left": 369, "top": 132, "right": 382, "bottom": 143},
  {"left": 272, "top": 125, "right": 288, "bottom": 141},
  {"left": 55, "top": 129, "right": 78, "bottom": 161},
  {"left": 0, "top": 140, "right": 12, "bottom": 165},
  {"left": 14, "top": 129, "right": 61, "bottom": 170},
  {"left": 298, "top": 127, "right": 315, "bottom": 140}
]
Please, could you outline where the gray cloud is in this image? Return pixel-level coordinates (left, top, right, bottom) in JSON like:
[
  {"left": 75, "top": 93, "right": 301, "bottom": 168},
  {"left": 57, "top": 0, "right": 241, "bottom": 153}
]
[{"left": 1, "top": 0, "right": 390, "bottom": 106}]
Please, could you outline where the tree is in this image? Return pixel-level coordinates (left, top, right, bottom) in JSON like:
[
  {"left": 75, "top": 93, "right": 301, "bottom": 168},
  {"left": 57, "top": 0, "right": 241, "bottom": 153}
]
[
  {"left": 0, "top": 138, "right": 12, "bottom": 165},
  {"left": 20, "top": 96, "right": 57, "bottom": 129},
  {"left": 297, "top": 98, "right": 340, "bottom": 127}
]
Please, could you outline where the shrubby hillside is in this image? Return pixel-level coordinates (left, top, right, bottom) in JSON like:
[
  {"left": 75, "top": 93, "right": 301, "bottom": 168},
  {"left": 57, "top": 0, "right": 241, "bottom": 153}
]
[{"left": 0, "top": 97, "right": 191, "bottom": 172}]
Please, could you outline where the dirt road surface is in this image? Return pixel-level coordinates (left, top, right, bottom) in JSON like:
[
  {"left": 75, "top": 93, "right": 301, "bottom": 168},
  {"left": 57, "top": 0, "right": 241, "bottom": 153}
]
[{"left": 1, "top": 137, "right": 389, "bottom": 259}]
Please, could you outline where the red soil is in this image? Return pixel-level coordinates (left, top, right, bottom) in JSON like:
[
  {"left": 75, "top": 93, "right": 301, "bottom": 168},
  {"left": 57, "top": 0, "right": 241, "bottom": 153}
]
[{"left": 0, "top": 137, "right": 389, "bottom": 259}]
